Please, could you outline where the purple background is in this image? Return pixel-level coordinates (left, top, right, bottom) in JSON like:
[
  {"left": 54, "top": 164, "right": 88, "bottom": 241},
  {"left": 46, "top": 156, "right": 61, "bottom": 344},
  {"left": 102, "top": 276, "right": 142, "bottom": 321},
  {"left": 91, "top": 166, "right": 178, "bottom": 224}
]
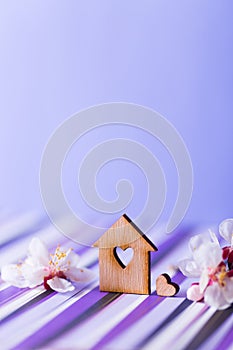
[{"left": 0, "top": 1, "right": 233, "bottom": 228}]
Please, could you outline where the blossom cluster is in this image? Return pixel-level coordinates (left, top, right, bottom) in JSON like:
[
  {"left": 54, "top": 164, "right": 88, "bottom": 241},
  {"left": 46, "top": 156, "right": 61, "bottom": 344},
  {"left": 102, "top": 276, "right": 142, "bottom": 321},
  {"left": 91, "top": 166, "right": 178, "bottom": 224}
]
[
  {"left": 1, "top": 238, "right": 95, "bottom": 293},
  {"left": 179, "top": 219, "right": 233, "bottom": 310}
]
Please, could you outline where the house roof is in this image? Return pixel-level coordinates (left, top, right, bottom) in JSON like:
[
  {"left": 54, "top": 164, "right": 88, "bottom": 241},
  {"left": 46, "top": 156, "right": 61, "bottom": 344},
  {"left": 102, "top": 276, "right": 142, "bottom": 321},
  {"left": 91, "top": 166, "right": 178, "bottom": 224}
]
[{"left": 93, "top": 214, "right": 157, "bottom": 250}]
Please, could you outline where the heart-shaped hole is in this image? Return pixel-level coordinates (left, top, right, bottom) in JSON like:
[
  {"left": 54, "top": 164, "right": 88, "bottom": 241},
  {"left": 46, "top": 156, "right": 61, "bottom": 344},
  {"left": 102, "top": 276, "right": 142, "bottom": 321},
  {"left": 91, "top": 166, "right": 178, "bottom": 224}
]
[{"left": 113, "top": 247, "right": 134, "bottom": 269}]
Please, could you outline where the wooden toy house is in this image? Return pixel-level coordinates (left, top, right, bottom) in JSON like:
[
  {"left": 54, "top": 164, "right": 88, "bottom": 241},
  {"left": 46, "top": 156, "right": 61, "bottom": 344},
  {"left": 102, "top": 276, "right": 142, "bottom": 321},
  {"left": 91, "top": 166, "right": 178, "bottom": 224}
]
[{"left": 93, "top": 214, "right": 157, "bottom": 294}]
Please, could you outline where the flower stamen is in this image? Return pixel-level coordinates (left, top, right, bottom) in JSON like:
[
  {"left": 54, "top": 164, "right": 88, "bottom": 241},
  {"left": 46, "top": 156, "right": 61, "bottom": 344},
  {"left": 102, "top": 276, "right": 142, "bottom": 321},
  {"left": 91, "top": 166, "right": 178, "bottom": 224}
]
[{"left": 217, "top": 266, "right": 227, "bottom": 287}]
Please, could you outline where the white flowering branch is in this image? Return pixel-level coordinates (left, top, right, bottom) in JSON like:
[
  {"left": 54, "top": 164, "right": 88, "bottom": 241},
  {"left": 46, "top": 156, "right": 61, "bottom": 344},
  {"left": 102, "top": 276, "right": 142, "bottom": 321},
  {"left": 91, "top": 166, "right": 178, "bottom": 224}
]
[
  {"left": 178, "top": 219, "right": 233, "bottom": 310},
  {"left": 1, "top": 238, "right": 95, "bottom": 293}
]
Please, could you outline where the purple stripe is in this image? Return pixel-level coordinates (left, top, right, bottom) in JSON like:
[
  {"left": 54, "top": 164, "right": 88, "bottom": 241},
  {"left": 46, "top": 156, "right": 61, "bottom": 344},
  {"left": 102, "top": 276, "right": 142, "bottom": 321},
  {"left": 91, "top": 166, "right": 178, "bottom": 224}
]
[
  {"left": 1, "top": 290, "right": 55, "bottom": 325},
  {"left": 0, "top": 227, "right": 187, "bottom": 308},
  {"left": 9, "top": 227, "right": 190, "bottom": 348},
  {"left": 151, "top": 226, "right": 193, "bottom": 267},
  {"left": 92, "top": 272, "right": 186, "bottom": 350},
  {"left": 0, "top": 286, "right": 30, "bottom": 305},
  {"left": 216, "top": 319, "right": 233, "bottom": 350},
  {"left": 93, "top": 297, "right": 165, "bottom": 350},
  {"left": 0, "top": 244, "right": 89, "bottom": 307},
  {"left": 14, "top": 286, "right": 111, "bottom": 349}
]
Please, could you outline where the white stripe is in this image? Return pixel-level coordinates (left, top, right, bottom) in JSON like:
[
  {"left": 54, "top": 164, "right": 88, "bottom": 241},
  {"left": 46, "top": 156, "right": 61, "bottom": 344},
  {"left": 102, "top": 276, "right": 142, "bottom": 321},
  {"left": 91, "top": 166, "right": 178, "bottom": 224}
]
[
  {"left": 0, "top": 282, "right": 11, "bottom": 292},
  {"left": 143, "top": 303, "right": 210, "bottom": 350},
  {"left": 0, "top": 249, "right": 99, "bottom": 321},
  {"left": 48, "top": 235, "right": 191, "bottom": 349},
  {"left": 0, "top": 285, "right": 46, "bottom": 321},
  {"left": 197, "top": 314, "right": 233, "bottom": 350},
  {"left": 51, "top": 293, "right": 149, "bottom": 349},
  {"left": 0, "top": 220, "right": 196, "bottom": 349},
  {"left": 171, "top": 307, "right": 216, "bottom": 350},
  {"left": 106, "top": 297, "right": 185, "bottom": 350},
  {"left": 0, "top": 225, "right": 181, "bottom": 345},
  {"left": 0, "top": 212, "right": 42, "bottom": 246},
  {"left": 0, "top": 279, "right": 99, "bottom": 349}
]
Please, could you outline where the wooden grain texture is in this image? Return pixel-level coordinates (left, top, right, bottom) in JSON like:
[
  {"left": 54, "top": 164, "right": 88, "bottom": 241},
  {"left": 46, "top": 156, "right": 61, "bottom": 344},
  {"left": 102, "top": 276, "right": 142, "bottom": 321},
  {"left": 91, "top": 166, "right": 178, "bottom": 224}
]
[
  {"left": 93, "top": 214, "right": 157, "bottom": 295},
  {"left": 156, "top": 273, "right": 180, "bottom": 297}
]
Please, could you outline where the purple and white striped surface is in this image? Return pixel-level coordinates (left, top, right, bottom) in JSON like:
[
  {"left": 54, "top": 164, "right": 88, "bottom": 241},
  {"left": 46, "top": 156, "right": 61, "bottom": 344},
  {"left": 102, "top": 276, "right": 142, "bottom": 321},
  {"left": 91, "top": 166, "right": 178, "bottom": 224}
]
[{"left": 0, "top": 214, "right": 232, "bottom": 350}]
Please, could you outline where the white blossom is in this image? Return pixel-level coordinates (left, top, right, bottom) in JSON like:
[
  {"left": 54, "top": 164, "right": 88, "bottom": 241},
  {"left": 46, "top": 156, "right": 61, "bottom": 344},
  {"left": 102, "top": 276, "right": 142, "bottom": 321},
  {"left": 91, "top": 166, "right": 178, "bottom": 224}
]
[
  {"left": 179, "top": 229, "right": 233, "bottom": 310},
  {"left": 1, "top": 238, "right": 95, "bottom": 293}
]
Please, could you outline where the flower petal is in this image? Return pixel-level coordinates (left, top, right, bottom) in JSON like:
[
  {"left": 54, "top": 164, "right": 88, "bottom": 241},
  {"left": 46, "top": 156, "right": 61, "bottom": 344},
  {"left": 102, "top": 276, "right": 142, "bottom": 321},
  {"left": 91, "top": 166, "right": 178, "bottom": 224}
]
[
  {"left": 208, "top": 230, "right": 220, "bottom": 246},
  {"left": 219, "top": 219, "right": 233, "bottom": 246},
  {"left": 204, "top": 283, "right": 230, "bottom": 310},
  {"left": 27, "top": 237, "right": 50, "bottom": 266},
  {"left": 178, "top": 259, "right": 201, "bottom": 277},
  {"left": 187, "top": 284, "right": 204, "bottom": 301},
  {"left": 199, "top": 270, "right": 209, "bottom": 293},
  {"left": 193, "top": 242, "right": 222, "bottom": 269},
  {"left": 65, "top": 249, "right": 80, "bottom": 267},
  {"left": 223, "top": 277, "right": 233, "bottom": 304},
  {"left": 189, "top": 233, "right": 212, "bottom": 253},
  {"left": 65, "top": 267, "right": 96, "bottom": 283},
  {"left": 1, "top": 264, "right": 29, "bottom": 288},
  {"left": 46, "top": 276, "right": 74, "bottom": 293},
  {"left": 21, "top": 264, "right": 47, "bottom": 288}
]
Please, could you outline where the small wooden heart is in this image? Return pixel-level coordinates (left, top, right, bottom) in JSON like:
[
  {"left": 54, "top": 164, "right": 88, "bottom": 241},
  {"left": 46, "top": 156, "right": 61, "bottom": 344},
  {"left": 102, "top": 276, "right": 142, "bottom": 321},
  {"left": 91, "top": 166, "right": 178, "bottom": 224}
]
[
  {"left": 156, "top": 273, "right": 180, "bottom": 296},
  {"left": 113, "top": 247, "right": 134, "bottom": 269}
]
